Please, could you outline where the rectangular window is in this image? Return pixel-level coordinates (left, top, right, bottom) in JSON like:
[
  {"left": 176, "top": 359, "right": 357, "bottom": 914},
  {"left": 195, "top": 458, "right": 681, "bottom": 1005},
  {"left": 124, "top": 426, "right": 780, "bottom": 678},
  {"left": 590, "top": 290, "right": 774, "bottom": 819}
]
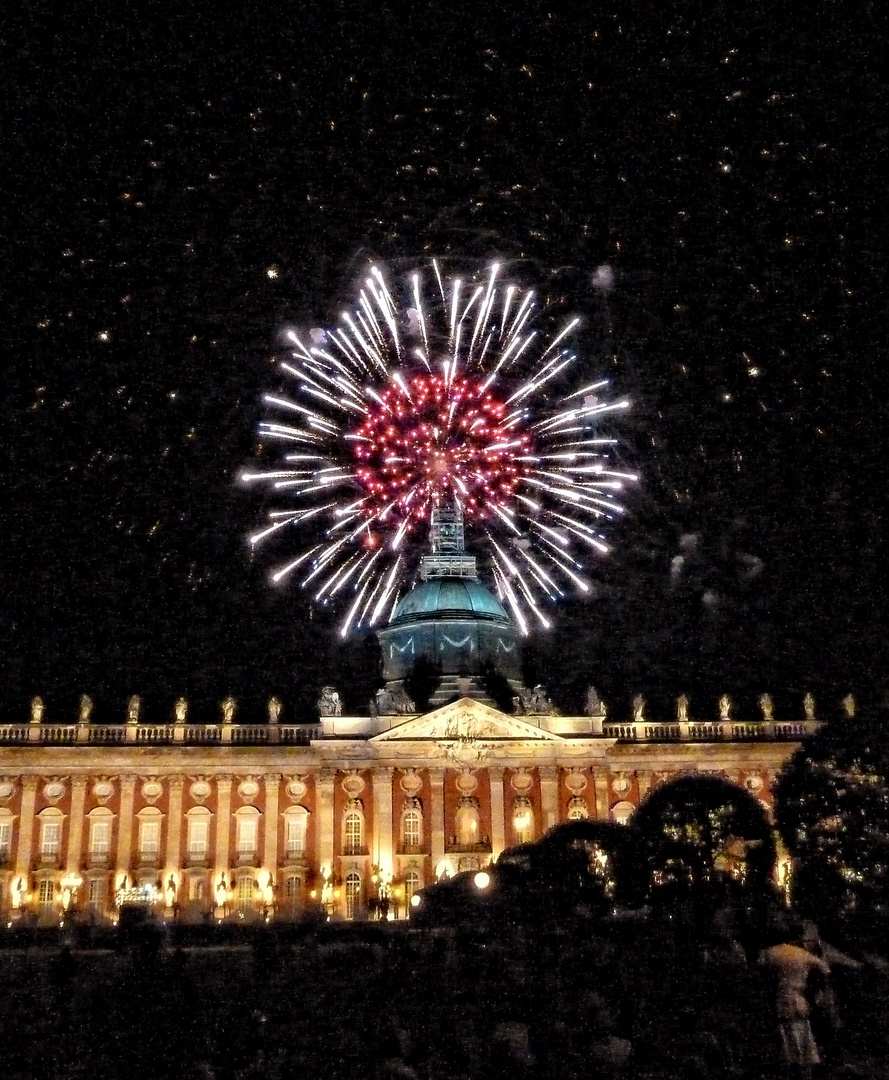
[
  {"left": 0, "top": 822, "right": 11, "bottom": 859},
  {"left": 189, "top": 877, "right": 206, "bottom": 903},
  {"left": 88, "top": 878, "right": 106, "bottom": 911},
  {"left": 285, "top": 818, "right": 305, "bottom": 857},
  {"left": 237, "top": 818, "right": 257, "bottom": 855},
  {"left": 139, "top": 820, "right": 160, "bottom": 858},
  {"left": 38, "top": 879, "right": 55, "bottom": 910},
  {"left": 89, "top": 821, "right": 111, "bottom": 855},
  {"left": 41, "top": 822, "right": 61, "bottom": 858},
  {"left": 188, "top": 820, "right": 209, "bottom": 858}
]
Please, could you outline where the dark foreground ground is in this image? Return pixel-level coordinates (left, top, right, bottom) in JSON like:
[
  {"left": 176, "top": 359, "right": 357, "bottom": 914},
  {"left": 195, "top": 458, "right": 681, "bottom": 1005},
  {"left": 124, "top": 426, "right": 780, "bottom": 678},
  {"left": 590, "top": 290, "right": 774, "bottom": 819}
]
[{"left": 1, "top": 917, "right": 888, "bottom": 1080}]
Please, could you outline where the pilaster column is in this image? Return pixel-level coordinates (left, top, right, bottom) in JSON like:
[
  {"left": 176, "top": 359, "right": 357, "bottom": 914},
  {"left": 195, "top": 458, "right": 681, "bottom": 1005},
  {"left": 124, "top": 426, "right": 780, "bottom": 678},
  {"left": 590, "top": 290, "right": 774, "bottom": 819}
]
[
  {"left": 263, "top": 774, "right": 281, "bottom": 873},
  {"left": 593, "top": 773, "right": 610, "bottom": 820},
  {"left": 14, "top": 776, "right": 39, "bottom": 880},
  {"left": 372, "top": 767, "right": 394, "bottom": 876},
  {"left": 214, "top": 777, "right": 232, "bottom": 885},
  {"left": 115, "top": 776, "right": 136, "bottom": 886},
  {"left": 164, "top": 776, "right": 184, "bottom": 881},
  {"left": 317, "top": 769, "right": 336, "bottom": 875},
  {"left": 636, "top": 771, "right": 651, "bottom": 803},
  {"left": 488, "top": 767, "right": 505, "bottom": 860},
  {"left": 429, "top": 767, "right": 445, "bottom": 873},
  {"left": 539, "top": 766, "right": 559, "bottom": 832},
  {"left": 66, "top": 778, "right": 87, "bottom": 874}
]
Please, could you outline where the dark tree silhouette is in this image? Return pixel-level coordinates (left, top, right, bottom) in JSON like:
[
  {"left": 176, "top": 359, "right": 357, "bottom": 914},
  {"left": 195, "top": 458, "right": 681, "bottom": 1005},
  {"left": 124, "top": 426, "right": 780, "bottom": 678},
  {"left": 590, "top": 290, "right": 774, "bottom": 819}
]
[
  {"left": 631, "top": 775, "right": 776, "bottom": 909},
  {"left": 775, "top": 702, "right": 889, "bottom": 920}
]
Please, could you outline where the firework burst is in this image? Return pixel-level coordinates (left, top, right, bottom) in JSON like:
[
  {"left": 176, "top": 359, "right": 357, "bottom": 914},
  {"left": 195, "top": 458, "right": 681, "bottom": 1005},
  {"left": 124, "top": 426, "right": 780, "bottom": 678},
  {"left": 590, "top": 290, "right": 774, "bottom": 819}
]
[{"left": 242, "top": 262, "right": 637, "bottom": 635}]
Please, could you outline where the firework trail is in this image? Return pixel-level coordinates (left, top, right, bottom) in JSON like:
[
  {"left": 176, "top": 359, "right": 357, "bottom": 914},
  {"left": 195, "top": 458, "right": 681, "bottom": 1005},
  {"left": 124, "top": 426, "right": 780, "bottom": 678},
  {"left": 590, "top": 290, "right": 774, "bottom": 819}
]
[{"left": 242, "top": 262, "right": 637, "bottom": 635}]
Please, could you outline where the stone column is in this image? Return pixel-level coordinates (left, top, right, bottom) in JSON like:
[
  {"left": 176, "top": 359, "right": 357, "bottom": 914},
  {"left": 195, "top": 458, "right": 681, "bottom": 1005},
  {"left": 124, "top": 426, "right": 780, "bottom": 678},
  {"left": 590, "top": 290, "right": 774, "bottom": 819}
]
[
  {"left": 636, "top": 770, "right": 651, "bottom": 803},
  {"left": 164, "top": 776, "right": 184, "bottom": 884},
  {"left": 263, "top": 774, "right": 281, "bottom": 873},
  {"left": 214, "top": 777, "right": 232, "bottom": 888},
  {"left": 429, "top": 767, "right": 446, "bottom": 873},
  {"left": 14, "top": 776, "right": 39, "bottom": 881},
  {"left": 372, "top": 767, "right": 394, "bottom": 876},
  {"left": 539, "top": 766, "right": 559, "bottom": 832},
  {"left": 66, "top": 778, "right": 87, "bottom": 874},
  {"left": 593, "top": 773, "right": 610, "bottom": 820},
  {"left": 316, "top": 769, "right": 336, "bottom": 876},
  {"left": 115, "top": 776, "right": 137, "bottom": 887},
  {"left": 488, "top": 767, "right": 506, "bottom": 860}
]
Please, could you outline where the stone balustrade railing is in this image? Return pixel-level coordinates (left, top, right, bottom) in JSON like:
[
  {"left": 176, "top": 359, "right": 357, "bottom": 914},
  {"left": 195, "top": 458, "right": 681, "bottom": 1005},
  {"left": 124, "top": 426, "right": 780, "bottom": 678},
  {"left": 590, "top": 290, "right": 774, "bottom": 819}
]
[
  {"left": 601, "top": 719, "right": 820, "bottom": 742},
  {"left": 0, "top": 721, "right": 316, "bottom": 747}
]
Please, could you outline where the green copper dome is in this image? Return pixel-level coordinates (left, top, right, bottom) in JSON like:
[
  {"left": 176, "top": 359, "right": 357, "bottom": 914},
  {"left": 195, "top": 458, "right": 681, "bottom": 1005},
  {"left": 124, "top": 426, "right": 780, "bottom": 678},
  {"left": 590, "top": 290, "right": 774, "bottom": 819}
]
[{"left": 390, "top": 578, "right": 509, "bottom": 625}]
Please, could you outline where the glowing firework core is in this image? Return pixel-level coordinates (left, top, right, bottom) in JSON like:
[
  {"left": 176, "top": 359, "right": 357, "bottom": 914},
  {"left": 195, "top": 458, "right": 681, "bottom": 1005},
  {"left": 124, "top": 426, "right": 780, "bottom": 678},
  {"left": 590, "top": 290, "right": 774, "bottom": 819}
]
[{"left": 351, "top": 373, "right": 530, "bottom": 537}]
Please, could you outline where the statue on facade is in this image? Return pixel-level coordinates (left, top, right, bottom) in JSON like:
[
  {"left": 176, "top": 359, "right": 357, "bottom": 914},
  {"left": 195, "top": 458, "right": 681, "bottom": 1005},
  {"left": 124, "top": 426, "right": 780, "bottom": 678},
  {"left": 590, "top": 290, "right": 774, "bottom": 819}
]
[
  {"left": 126, "top": 695, "right": 141, "bottom": 724},
  {"left": 221, "top": 697, "right": 236, "bottom": 724},
  {"left": 632, "top": 694, "right": 646, "bottom": 723},
  {"left": 392, "top": 686, "right": 416, "bottom": 714},
  {"left": 174, "top": 697, "right": 188, "bottom": 723},
  {"left": 513, "top": 685, "right": 555, "bottom": 716},
  {"left": 758, "top": 693, "right": 774, "bottom": 723},
  {"left": 803, "top": 692, "right": 816, "bottom": 722},
  {"left": 372, "top": 685, "right": 415, "bottom": 716},
  {"left": 584, "top": 686, "right": 606, "bottom": 717},
  {"left": 718, "top": 694, "right": 732, "bottom": 722},
  {"left": 318, "top": 686, "right": 343, "bottom": 717},
  {"left": 78, "top": 694, "right": 93, "bottom": 724},
  {"left": 842, "top": 693, "right": 856, "bottom": 719},
  {"left": 267, "top": 696, "right": 282, "bottom": 723},
  {"left": 29, "top": 696, "right": 44, "bottom": 723},
  {"left": 676, "top": 694, "right": 689, "bottom": 724}
]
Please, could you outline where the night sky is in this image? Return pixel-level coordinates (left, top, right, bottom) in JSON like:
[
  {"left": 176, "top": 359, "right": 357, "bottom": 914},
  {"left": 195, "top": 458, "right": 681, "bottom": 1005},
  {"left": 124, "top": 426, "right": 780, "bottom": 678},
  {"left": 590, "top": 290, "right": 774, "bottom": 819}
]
[{"left": 3, "top": 3, "right": 886, "bottom": 725}]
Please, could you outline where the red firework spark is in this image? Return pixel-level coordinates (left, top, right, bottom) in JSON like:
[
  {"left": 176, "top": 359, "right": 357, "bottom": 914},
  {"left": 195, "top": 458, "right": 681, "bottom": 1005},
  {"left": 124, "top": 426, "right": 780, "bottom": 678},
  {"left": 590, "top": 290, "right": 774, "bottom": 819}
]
[{"left": 350, "top": 373, "right": 532, "bottom": 530}]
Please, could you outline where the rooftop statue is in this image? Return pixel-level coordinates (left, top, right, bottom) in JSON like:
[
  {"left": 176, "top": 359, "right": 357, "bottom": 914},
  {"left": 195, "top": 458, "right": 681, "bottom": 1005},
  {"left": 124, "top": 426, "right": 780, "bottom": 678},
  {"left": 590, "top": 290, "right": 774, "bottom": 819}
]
[
  {"left": 174, "top": 697, "right": 188, "bottom": 723},
  {"left": 803, "top": 692, "right": 816, "bottom": 721},
  {"left": 584, "top": 686, "right": 606, "bottom": 718},
  {"left": 79, "top": 694, "right": 93, "bottom": 724},
  {"left": 221, "top": 697, "right": 236, "bottom": 724},
  {"left": 318, "top": 686, "right": 343, "bottom": 718},
  {"left": 126, "top": 695, "right": 141, "bottom": 724},
  {"left": 267, "top": 696, "right": 282, "bottom": 723},
  {"left": 758, "top": 693, "right": 774, "bottom": 723},
  {"left": 632, "top": 694, "right": 646, "bottom": 723},
  {"left": 676, "top": 694, "right": 689, "bottom": 724},
  {"left": 30, "top": 696, "right": 44, "bottom": 723},
  {"left": 718, "top": 694, "right": 732, "bottom": 723}
]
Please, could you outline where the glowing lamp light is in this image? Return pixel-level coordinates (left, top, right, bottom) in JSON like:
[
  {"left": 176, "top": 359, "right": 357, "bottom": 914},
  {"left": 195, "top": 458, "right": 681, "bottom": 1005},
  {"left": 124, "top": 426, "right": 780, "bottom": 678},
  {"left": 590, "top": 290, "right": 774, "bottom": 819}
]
[
  {"left": 410, "top": 894, "right": 422, "bottom": 909},
  {"left": 473, "top": 871, "right": 491, "bottom": 891}
]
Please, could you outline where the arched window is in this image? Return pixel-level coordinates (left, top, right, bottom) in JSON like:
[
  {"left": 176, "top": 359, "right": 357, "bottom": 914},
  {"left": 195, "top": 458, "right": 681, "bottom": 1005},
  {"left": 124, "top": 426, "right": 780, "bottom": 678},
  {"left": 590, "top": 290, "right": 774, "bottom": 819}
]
[
  {"left": 611, "top": 801, "right": 635, "bottom": 825},
  {"left": 402, "top": 808, "right": 422, "bottom": 849},
  {"left": 186, "top": 807, "right": 211, "bottom": 861},
  {"left": 344, "top": 872, "right": 361, "bottom": 920},
  {"left": 455, "top": 802, "right": 480, "bottom": 847},
  {"left": 284, "top": 874, "right": 303, "bottom": 916},
  {"left": 404, "top": 869, "right": 421, "bottom": 908},
  {"left": 284, "top": 806, "right": 308, "bottom": 858},
  {"left": 567, "top": 797, "right": 588, "bottom": 821},
  {"left": 87, "top": 808, "right": 113, "bottom": 860},
  {"left": 513, "top": 798, "right": 534, "bottom": 845},
  {"left": 235, "top": 806, "right": 260, "bottom": 861},
  {"left": 136, "top": 807, "right": 162, "bottom": 862},
  {"left": 236, "top": 874, "right": 255, "bottom": 913},
  {"left": 343, "top": 811, "right": 363, "bottom": 856},
  {"left": 38, "top": 808, "right": 64, "bottom": 861}
]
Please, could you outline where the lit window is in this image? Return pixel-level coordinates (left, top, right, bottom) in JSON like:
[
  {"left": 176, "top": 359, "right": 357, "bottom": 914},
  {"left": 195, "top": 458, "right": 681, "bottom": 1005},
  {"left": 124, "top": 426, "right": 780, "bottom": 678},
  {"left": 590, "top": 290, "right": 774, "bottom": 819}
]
[
  {"left": 513, "top": 799, "right": 534, "bottom": 845},
  {"left": 88, "top": 878, "right": 106, "bottom": 911},
  {"left": 0, "top": 821, "right": 11, "bottom": 859},
  {"left": 89, "top": 820, "right": 111, "bottom": 855},
  {"left": 38, "top": 879, "right": 55, "bottom": 910},
  {"left": 285, "top": 812, "right": 306, "bottom": 857},
  {"left": 567, "top": 800, "right": 588, "bottom": 821},
  {"left": 455, "top": 804, "right": 480, "bottom": 847},
  {"left": 345, "top": 872, "right": 361, "bottom": 920},
  {"left": 187, "top": 818, "right": 209, "bottom": 859},
  {"left": 139, "top": 820, "right": 160, "bottom": 858},
  {"left": 236, "top": 816, "right": 257, "bottom": 856},
  {"left": 344, "top": 812, "right": 363, "bottom": 855},
  {"left": 189, "top": 876, "right": 206, "bottom": 903},
  {"left": 41, "top": 821, "right": 62, "bottom": 858},
  {"left": 404, "top": 870, "right": 421, "bottom": 907},
  {"left": 402, "top": 809, "right": 421, "bottom": 848},
  {"left": 285, "top": 874, "right": 303, "bottom": 914},
  {"left": 237, "top": 875, "right": 254, "bottom": 912}
]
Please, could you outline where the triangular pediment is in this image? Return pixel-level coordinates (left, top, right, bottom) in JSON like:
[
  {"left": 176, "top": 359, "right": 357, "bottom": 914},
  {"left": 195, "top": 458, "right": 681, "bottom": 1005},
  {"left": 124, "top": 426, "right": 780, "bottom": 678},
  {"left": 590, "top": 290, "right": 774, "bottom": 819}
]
[{"left": 370, "top": 697, "right": 564, "bottom": 743}]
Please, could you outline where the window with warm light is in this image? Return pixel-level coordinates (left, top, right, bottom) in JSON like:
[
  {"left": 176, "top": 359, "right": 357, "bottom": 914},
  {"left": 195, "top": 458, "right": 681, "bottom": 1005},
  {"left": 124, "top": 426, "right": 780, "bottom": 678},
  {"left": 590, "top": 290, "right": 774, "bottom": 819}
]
[
  {"left": 402, "top": 809, "right": 422, "bottom": 848},
  {"left": 344, "top": 812, "right": 363, "bottom": 855},
  {"left": 513, "top": 801, "right": 534, "bottom": 844},
  {"left": 189, "top": 876, "right": 206, "bottom": 903},
  {"left": 345, "top": 872, "right": 361, "bottom": 920},
  {"left": 455, "top": 804, "right": 480, "bottom": 847},
  {"left": 187, "top": 817, "right": 209, "bottom": 859},
  {"left": 404, "top": 869, "right": 421, "bottom": 907},
  {"left": 0, "top": 821, "right": 11, "bottom": 861},
  {"left": 41, "top": 821, "right": 61, "bottom": 859},
  {"left": 88, "top": 878, "right": 106, "bottom": 911},
  {"left": 284, "top": 808, "right": 307, "bottom": 857},
  {"left": 237, "top": 875, "right": 254, "bottom": 912},
  {"left": 89, "top": 819, "right": 111, "bottom": 856},
  {"left": 38, "top": 879, "right": 55, "bottom": 911},
  {"left": 139, "top": 819, "right": 160, "bottom": 859},
  {"left": 285, "top": 874, "right": 303, "bottom": 913},
  {"left": 236, "top": 816, "right": 258, "bottom": 856}
]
